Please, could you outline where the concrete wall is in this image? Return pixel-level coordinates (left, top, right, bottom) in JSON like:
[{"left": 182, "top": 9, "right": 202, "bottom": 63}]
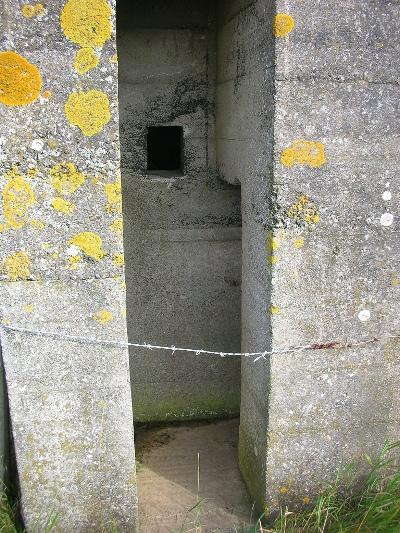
[
  {"left": 264, "top": 0, "right": 400, "bottom": 511},
  {"left": 0, "top": 349, "right": 9, "bottom": 486},
  {"left": 0, "top": 0, "right": 137, "bottom": 529},
  {"left": 216, "top": 0, "right": 275, "bottom": 510},
  {"left": 118, "top": 0, "right": 242, "bottom": 422}
]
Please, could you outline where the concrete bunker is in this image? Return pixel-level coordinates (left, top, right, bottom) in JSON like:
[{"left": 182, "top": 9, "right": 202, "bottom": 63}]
[
  {"left": 117, "top": 0, "right": 273, "bottom": 521},
  {"left": 118, "top": 0, "right": 244, "bottom": 423}
]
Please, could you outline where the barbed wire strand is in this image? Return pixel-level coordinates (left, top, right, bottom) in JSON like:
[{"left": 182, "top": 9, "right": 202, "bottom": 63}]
[{"left": 1, "top": 324, "right": 399, "bottom": 363}]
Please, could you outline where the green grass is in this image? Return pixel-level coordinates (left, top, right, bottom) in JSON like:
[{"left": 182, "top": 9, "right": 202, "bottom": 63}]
[
  {"left": 256, "top": 440, "right": 400, "bottom": 533},
  {"left": 0, "top": 486, "right": 20, "bottom": 533}
]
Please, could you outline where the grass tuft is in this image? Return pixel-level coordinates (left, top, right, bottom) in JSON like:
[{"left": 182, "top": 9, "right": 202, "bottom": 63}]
[{"left": 257, "top": 440, "right": 400, "bottom": 533}]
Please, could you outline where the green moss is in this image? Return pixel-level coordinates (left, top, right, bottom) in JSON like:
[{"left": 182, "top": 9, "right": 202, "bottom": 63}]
[
  {"left": 132, "top": 389, "right": 240, "bottom": 423},
  {"left": 238, "top": 425, "right": 266, "bottom": 515}
]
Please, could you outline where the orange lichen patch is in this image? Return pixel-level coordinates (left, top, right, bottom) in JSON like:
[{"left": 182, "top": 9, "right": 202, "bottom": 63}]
[
  {"left": 109, "top": 217, "right": 123, "bottom": 234},
  {"left": 51, "top": 196, "right": 75, "bottom": 214},
  {"left": 69, "top": 231, "right": 106, "bottom": 260},
  {"left": 21, "top": 3, "right": 45, "bottom": 18},
  {"left": 104, "top": 177, "right": 122, "bottom": 213},
  {"left": 42, "top": 90, "right": 52, "bottom": 99},
  {"left": 74, "top": 47, "right": 99, "bottom": 75},
  {"left": 2, "top": 168, "right": 36, "bottom": 229},
  {"left": 281, "top": 140, "right": 326, "bottom": 168},
  {"left": 4, "top": 251, "right": 31, "bottom": 281},
  {"left": 50, "top": 162, "right": 85, "bottom": 196},
  {"left": 27, "top": 168, "right": 38, "bottom": 179},
  {"left": 273, "top": 13, "right": 295, "bottom": 37},
  {"left": 0, "top": 51, "right": 42, "bottom": 106},
  {"left": 61, "top": 0, "right": 112, "bottom": 48},
  {"left": 112, "top": 253, "right": 124, "bottom": 267},
  {"left": 65, "top": 89, "right": 111, "bottom": 136},
  {"left": 93, "top": 308, "right": 114, "bottom": 324},
  {"left": 271, "top": 305, "right": 281, "bottom": 315},
  {"left": 303, "top": 496, "right": 310, "bottom": 505},
  {"left": 287, "top": 195, "right": 320, "bottom": 225}
]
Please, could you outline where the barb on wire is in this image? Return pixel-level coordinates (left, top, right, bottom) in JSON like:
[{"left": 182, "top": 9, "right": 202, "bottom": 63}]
[{"left": 0, "top": 323, "right": 399, "bottom": 364}]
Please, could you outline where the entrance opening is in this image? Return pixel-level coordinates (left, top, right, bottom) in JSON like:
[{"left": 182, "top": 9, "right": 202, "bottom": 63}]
[
  {"left": 117, "top": 0, "right": 270, "bottom": 527},
  {"left": 147, "top": 126, "right": 184, "bottom": 176}
]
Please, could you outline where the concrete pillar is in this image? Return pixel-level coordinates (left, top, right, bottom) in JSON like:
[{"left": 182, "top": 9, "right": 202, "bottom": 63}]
[
  {"left": 0, "top": 0, "right": 137, "bottom": 530},
  {"left": 239, "top": 0, "right": 400, "bottom": 515},
  {"left": 0, "top": 349, "right": 9, "bottom": 486}
]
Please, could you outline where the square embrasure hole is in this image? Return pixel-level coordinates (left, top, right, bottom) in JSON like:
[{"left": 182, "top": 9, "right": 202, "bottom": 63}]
[{"left": 146, "top": 126, "right": 184, "bottom": 177}]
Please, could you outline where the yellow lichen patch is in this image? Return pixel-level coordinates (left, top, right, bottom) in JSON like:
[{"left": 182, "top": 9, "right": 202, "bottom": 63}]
[
  {"left": 0, "top": 224, "right": 4, "bottom": 233},
  {"left": 68, "top": 255, "right": 82, "bottom": 270},
  {"left": 273, "top": 13, "right": 295, "bottom": 37},
  {"left": 279, "top": 486, "right": 289, "bottom": 495},
  {"left": 92, "top": 308, "right": 114, "bottom": 325},
  {"left": 287, "top": 195, "right": 320, "bottom": 225},
  {"left": 271, "top": 305, "right": 281, "bottom": 315},
  {"left": 0, "top": 51, "right": 42, "bottom": 106},
  {"left": 50, "top": 162, "right": 85, "bottom": 196},
  {"left": 30, "top": 219, "right": 45, "bottom": 229},
  {"left": 69, "top": 231, "right": 106, "bottom": 260},
  {"left": 23, "top": 304, "right": 34, "bottom": 313},
  {"left": 281, "top": 140, "right": 326, "bottom": 168},
  {"left": 74, "top": 47, "right": 99, "bottom": 75},
  {"left": 112, "top": 253, "right": 124, "bottom": 267},
  {"left": 61, "top": 0, "right": 112, "bottom": 48},
  {"left": 110, "top": 53, "right": 118, "bottom": 63},
  {"left": 47, "top": 139, "right": 59, "bottom": 149},
  {"left": 21, "top": 3, "right": 45, "bottom": 18},
  {"left": 3, "top": 251, "right": 31, "bottom": 281},
  {"left": 392, "top": 275, "right": 400, "bottom": 287},
  {"left": 294, "top": 237, "right": 305, "bottom": 249},
  {"left": 51, "top": 197, "right": 75, "bottom": 214},
  {"left": 109, "top": 218, "right": 123, "bottom": 234},
  {"left": 65, "top": 89, "right": 111, "bottom": 136},
  {"left": 2, "top": 169, "right": 36, "bottom": 229},
  {"left": 27, "top": 168, "right": 38, "bottom": 179},
  {"left": 269, "top": 255, "right": 279, "bottom": 265},
  {"left": 303, "top": 497, "right": 310, "bottom": 505},
  {"left": 104, "top": 177, "right": 122, "bottom": 213}
]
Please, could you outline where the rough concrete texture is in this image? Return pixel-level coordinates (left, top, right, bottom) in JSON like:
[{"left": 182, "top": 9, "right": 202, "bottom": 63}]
[
  {"left": 118, "top": 0, "right": 242, "bottom": 422},
  {"left": 0, "top": 348, "right": 9, "bottom": 485},
  {"left": 0, "top": 0, "right": 137, "bottom": 529},
  {"left": 215, "top": 0, "right": 275, "bottom": 512},
  {"left": 264, "top": 0, "right": 400, "bottom": 513}
]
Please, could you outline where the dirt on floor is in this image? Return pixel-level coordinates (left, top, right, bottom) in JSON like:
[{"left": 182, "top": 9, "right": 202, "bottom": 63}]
[{"left": 135, "top": 418, "right": 255, "bottom": 533}]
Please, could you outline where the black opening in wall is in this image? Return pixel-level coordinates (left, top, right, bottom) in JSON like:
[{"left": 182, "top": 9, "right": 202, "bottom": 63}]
[{"left": 147, "top": 126, "right": 183, "bottom": 175}]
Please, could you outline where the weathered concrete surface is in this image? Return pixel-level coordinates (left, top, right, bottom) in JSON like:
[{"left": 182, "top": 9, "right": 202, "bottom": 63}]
[
  {"left": 0, "top": 0, "right": 137, "bottom": 529},
  {"left": 118, "top": 0, "right": 242, "bottom": 422},
  {"left": 215, "top": 0, "right": 275, "bottom": 511},
  {"left": 0, "top": 348, "right": 9, "bottom": 486},
  {"left": 264, "top": 0, "right": 400, "bottom": 514}
]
